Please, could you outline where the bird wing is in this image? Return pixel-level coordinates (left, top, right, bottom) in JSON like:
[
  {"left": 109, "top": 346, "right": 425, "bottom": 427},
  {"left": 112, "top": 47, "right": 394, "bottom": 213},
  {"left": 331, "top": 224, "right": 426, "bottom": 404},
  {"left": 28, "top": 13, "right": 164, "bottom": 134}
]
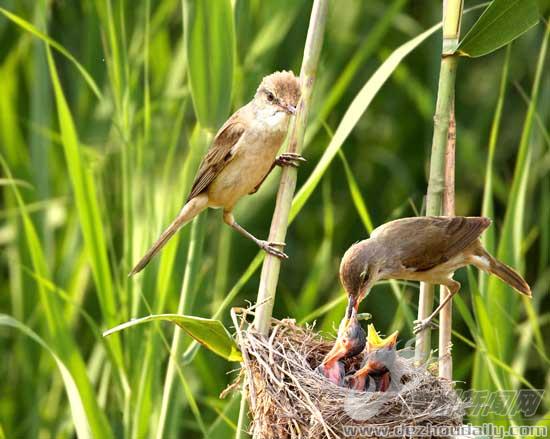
[
  {"left": 372, "top": 216, "right": 491, "bottom": 271},
  {"left": 186, "top": 106, "right": 248, "bottom": 202}
]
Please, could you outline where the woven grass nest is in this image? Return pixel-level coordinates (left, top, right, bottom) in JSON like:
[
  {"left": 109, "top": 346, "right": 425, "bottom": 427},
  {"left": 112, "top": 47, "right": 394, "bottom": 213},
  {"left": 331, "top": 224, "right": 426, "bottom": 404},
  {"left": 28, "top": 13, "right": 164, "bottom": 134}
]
[{"left": 226, "top": 309, "right": 466, "bottom": 439}]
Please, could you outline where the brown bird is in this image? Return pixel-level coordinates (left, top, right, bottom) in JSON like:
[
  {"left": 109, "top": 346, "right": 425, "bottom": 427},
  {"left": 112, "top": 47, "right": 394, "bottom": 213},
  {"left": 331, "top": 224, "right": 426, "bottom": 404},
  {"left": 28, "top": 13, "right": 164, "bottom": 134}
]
[
  {"left": 318, "top": 301, "right": 366, "bottom": 386},
  {"left": 339, "top": 216, "right": 531, "bottom": 334},
  {"left": 347, "top": 324, "right": 398, "bottom": 392},
  {"left": 130, "top": 71, "right": 303, "bottom": 275}
]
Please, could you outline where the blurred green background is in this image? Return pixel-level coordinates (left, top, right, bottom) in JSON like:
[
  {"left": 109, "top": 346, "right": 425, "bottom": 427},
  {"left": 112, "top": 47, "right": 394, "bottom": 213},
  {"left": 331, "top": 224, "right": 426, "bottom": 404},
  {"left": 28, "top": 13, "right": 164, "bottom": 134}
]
[{"left": 0, "top": 0, "right": 548, "bottom": 438}]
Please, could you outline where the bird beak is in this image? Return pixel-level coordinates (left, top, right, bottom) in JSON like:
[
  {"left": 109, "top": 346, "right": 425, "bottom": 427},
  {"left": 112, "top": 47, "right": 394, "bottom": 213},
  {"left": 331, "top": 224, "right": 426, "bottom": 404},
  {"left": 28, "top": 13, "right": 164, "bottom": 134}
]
[
  {"left": 322, "top": 337, "right": 349, "bottom": 366},
  {"left": 367, "top": 324, "right": 398, "bottom": 352},
  {"left": 345, "top": 295, "right": 357, "bottom": 319},
  {"left": 281, "top": 103, "right": 296, "bottom": 115},
  {"left": 353, "top": 361, "right": 375, "bottom": 378},
  {"left": 322, "top": 313, "right": 355, "bottom": 366}
]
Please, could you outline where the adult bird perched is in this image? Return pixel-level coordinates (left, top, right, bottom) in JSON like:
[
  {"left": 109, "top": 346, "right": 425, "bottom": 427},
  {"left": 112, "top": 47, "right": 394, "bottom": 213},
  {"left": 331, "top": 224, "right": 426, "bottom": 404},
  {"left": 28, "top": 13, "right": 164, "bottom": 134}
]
[
  {"left": 130, "top": 71, "right": 303, "bottom": 275},
  {"left": 347, "top": 324, "right": 398, "bottom": 392},
  {"left": 339, "top": 216, "right": 531, "bottom": 334},
  {"left": 317, "top": 303, "right": 366, "bottom": 386}
]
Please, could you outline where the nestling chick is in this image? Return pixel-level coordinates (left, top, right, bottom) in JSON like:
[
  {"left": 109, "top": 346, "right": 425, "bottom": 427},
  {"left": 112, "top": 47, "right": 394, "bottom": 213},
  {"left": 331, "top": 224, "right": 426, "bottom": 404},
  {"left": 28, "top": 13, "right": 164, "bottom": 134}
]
[
  {"left": 318, "top": 301, "right": 366, "bottom": 386},
  {"left": 339, "top": 216, "right": 531, "bottom": 333},
  {"left": 347, "top": 324, "right": 398, "bottom": 392}
]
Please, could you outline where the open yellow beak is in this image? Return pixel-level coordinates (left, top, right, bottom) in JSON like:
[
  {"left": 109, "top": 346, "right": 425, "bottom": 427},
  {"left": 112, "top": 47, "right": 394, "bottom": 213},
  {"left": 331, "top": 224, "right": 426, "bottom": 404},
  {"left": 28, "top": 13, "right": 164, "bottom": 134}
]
[{"left": 367, "top": 324, "right": 398, "bottom": 352}]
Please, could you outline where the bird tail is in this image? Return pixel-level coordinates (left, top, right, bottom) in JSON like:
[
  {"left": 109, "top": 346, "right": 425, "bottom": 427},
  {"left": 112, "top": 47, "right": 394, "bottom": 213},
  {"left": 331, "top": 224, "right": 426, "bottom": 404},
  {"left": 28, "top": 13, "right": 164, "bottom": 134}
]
[
  {"left": 477, "top": 249, "right": 531, "bottom": 297},
  {"left": 129, "top": 194, "right": 208, "bottom": 276}
]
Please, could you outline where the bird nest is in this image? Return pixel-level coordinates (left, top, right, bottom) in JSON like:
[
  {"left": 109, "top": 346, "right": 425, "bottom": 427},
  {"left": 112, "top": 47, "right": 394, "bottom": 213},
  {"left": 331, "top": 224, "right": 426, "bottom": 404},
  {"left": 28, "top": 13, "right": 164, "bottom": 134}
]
[{"left": 225, "top": 309, "right": 466, "bottom": 439}]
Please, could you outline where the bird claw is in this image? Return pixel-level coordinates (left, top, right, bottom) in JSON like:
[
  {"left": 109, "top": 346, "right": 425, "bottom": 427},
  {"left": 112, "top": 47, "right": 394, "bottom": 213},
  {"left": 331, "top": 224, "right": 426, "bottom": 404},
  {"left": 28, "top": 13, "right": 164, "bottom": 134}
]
[
  {"left": 259, "top": 240, "right": 288, "bottom": 259},
  {"left": 275, "top": 153, "right": 306, "bottom": 168},
  {"left": 413, "top": 318, "right": 437, "bottom": 334}
]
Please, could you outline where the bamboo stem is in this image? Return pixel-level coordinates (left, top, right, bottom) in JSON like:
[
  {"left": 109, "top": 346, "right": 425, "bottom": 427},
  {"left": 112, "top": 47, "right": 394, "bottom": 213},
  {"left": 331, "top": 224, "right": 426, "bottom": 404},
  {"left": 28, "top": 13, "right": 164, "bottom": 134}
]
[
  {"left": 439, "top": 102, "right": 455, "bottom": 379},
  {"left": 253, "top": 0, "right": 328, "bottom": 336},
  {"left": 415, "top": 0, "right": 463, "bottom": 362}
]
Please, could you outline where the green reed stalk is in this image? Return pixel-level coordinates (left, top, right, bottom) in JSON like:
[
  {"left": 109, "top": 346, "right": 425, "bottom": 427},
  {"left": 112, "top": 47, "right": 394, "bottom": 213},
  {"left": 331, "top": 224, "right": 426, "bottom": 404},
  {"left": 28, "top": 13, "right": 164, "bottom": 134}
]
[
  {"left": 438, "top": 102, "right": 456, "bottom": 379},
  {"left": 415, "top": 0, "right": 463, "bottom": 362},
  {"left": 253, "top": 0, "right": 329, "bottom": 336}
]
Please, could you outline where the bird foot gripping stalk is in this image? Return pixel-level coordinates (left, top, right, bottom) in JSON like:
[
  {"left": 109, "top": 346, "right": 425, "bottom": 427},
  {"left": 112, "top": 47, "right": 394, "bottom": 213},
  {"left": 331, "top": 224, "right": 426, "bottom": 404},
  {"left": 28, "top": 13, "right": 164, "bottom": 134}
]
[{"left": 275, "top": 152, "right": 307, "bottom": 168}]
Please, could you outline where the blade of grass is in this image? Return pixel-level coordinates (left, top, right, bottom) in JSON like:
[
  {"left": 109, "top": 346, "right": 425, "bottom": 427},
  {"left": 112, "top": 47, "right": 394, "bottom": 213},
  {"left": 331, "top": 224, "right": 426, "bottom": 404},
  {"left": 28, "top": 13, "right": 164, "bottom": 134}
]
[
  {"left": 484, "top": 20, "right": 548, "bottom": 366},
  {"left": 480, "top": 45, "right": 511, "bottom": 288},
  {"left": 0, "top": 315, "right": 93, "bottom": 439},
  {"left": 0, "top": 156, "right": 114, "bottom": 438},
  {"left": 304, "top": 0, "right": 408, "bottom": 146},
  {"left": 0, "top": 7, "right": 101, "bottom": 98},
  {"left": 337, "top": 149, "right": 415, "bottom": 327},
  {"left": 183, "top": 0, "right": 235, "bottom": 130},
  {"left": 156, "top": 214, "right": 208, "bottom": 439},
  {"left": 29, "top": 2, "right": 52, "bottom": 263},
  {"left": 295, "top": 176, "right": 334, "bottom": 319},
  {"left": 46, "top": 46, "right": 129, "bottom": 393},
  {"left": 290, "top": 21, "right": 443, "bottom": 221}
]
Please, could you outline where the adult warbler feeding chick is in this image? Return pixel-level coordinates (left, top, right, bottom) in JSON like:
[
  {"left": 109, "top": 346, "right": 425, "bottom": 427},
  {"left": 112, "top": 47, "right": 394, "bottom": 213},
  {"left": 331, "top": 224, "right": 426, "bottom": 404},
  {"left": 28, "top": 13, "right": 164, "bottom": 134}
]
[{"left": 339, "top": 216, "right": 531, "bottom": 334}]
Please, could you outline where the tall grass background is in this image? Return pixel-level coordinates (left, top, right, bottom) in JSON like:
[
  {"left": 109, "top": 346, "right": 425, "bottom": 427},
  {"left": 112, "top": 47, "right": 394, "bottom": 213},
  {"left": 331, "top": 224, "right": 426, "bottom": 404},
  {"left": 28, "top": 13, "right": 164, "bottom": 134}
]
[{"left": 0, "top": 1, "right": 548, "bottom": 438}]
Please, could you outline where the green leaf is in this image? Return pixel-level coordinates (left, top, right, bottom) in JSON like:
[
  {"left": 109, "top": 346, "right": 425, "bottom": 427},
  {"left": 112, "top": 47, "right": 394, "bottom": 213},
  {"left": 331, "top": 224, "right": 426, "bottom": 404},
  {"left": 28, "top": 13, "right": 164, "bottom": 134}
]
[
  {"left": 183, "top": 0, "right": 235, "bottom": 130},
  {"left": 103, "top": 314, "right": 242, "bottom": 362},
  {"left": 45, "top": 48, "right": 129, "bottom": 389},
  {"left": 457, "top": 0, "right": 539, "bottom": 58},
  {"left": 290, "top": 21, "right": 443, "bottom": 221},
  {"left": 0, "top": 157, "right": 114, "bottom": 439},
  {"left": 0, "top": 315, "right": 92, "bottom": 439}
]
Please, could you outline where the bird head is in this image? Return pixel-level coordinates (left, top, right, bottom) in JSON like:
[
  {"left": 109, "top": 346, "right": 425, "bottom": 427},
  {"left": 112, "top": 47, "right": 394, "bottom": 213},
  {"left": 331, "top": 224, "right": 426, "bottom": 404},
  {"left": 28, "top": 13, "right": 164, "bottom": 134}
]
[
  {"left": 255, "top": 71, "right": 301, "bottom": 115},
  {"left": 321, "top": 307, "right": 366, "bottom": 367},
  {"left": 352, "top": 324, "right": 399, "bottom": 381},
  {"left": 339, "top": 241, "right": 380, "bottom": 310},
  {"left": 366, "top": 324, "right": 398, "bottom": 356}
]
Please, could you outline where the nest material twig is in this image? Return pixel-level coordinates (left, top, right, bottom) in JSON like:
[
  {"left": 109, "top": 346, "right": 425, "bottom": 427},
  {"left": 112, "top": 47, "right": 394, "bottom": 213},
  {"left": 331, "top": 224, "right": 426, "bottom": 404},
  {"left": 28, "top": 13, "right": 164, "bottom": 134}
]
[{"left": 227, "top": 310, "right": 466, "bottom": 439}]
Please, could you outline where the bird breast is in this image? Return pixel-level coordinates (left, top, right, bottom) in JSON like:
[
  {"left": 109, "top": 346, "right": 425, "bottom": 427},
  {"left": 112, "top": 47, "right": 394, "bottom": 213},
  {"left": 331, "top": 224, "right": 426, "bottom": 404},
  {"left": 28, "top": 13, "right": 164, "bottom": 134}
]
[{"left": 207, "top": 113, "right": 289, "bottom": 208}]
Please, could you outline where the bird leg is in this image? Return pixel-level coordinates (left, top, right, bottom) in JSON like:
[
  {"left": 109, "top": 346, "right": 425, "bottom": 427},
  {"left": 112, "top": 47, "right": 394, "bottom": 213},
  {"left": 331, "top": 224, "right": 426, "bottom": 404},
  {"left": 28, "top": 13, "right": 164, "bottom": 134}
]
[
  {"left": 223, "top": 211, "right": 288, "bottom": 259},
  {"left": 413, "top": 279, "right": 461, "bottom": 334},
  {"left": 248, "top": 153, "right": 306, "bottom": 194}
]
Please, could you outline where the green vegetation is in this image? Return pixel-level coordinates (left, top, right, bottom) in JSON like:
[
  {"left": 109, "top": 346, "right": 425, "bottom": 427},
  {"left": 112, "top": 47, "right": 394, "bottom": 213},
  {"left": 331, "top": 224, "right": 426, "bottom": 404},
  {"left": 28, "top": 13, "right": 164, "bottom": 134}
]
[{"left": 0, "top": 1, "right": 548, "bottom": 438}]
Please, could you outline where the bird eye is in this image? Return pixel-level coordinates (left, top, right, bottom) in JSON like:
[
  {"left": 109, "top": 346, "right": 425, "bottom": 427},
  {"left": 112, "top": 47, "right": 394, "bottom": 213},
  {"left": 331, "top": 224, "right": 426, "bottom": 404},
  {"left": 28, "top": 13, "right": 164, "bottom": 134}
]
[{"left": 266, "top": 91, "right": 275, "bottom": 102}]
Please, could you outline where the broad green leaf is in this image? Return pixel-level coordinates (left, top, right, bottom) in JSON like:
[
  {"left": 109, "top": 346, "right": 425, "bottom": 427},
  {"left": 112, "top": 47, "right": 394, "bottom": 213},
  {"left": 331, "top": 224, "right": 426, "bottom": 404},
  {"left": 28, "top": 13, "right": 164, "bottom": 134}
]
[
  {"left": 457, "top": 0, "right": 539, "bottom": 58},
  {"left": 0, "top": 7, "right": 101, "bottom": 98},
  {"left": 0, "top": 315, "right": 92, "bottom": 439},
  {"left": 181, "top": 253, "right": 264, "bottom": 364},
  {"left": 103, "top": 314, "right": 242, "bottom": 362},
  {"left": 183, "top": 0, "right": 235, "bottom": 130}
]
